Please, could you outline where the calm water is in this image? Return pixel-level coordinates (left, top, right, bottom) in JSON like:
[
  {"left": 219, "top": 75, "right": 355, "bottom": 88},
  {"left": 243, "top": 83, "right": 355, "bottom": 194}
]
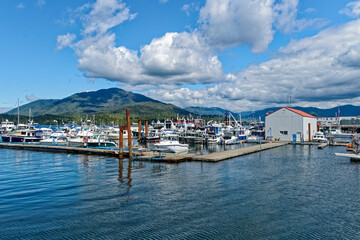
[{"left": 1, "top": 145, "right": 360, "bottom": 239}]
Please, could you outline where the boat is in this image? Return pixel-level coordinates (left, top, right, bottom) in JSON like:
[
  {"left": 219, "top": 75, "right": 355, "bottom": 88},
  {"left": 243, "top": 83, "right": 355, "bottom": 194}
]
[
  {"left": 328, "top": 129, "right": 353, "bottom": 138},
  {"left": 0, "top": 119, "right": 15, "bottom": 134},
  {"left": 40, "top": 133, "right": 68, "bottom": 145},
  {"left": 86, "top": 134, "right": 117, "bottom": 148},
  {"left": 68, "top": 130, "right": 94, "bottom": 147},
  {"left": 1, "top": 129, "right": 43, "bottom": 143},
  {"left": 153, "top": 134, "right": 189, "bottom": 154},
  {"left": 313, "top": 132, "right": 327, "bottom": 143}
]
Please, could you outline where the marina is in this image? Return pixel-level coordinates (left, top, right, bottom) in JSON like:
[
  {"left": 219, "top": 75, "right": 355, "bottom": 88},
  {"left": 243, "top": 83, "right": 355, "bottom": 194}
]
[{"left": 0, "top": 141, "right": 289, "bottom": 163}]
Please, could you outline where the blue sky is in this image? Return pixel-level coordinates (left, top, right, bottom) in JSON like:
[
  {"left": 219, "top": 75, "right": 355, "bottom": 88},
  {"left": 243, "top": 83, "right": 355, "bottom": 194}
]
[{"left": 1, "top": 0, "right": 360, "bottom": 113}]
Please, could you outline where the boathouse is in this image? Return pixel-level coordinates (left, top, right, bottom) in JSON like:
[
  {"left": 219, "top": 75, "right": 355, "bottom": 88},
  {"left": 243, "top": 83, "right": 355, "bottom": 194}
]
[{"left": 265, "top": 107, "right": 317, "bottom": 142}]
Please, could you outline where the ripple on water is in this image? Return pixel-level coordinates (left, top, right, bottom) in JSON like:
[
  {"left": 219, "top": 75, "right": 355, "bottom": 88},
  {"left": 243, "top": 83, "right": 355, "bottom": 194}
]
[{"left": 1, "top": 146, "right": 360, "bottom": 239}]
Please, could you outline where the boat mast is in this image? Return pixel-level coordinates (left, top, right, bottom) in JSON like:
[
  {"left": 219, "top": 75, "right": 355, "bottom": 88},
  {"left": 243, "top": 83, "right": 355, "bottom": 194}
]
[{"left": 17, "top": 98, "right": 20, "bottom": 125}]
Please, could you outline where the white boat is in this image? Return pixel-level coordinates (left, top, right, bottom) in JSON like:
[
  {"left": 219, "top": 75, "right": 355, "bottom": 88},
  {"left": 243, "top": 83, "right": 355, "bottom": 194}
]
[
  {"left": 40, "top": 127, "right": 53, "bottom": 139},
  {"left": 0, "top": 119, "right": 15, "bottom": 134},
  {"left": 105, "top": 128, "right": 132, "bottom": 140},
  {"left": 40, "top": 133, "right": 68, "bottom": 145},
  {"left": 68, "top": 130, "right": 94, "bottom": 147},
  {"left": 86, "top": 134, "right": 117, "bottom": 148},
  {"left": 153, "top": 134, "right": 189, "bottom": 154},
  {"left": 313, "top": 132, "right": 327, "bottom": 143},
  {"left": 329, "top": 129, "right": 353, "bottom": 138}
]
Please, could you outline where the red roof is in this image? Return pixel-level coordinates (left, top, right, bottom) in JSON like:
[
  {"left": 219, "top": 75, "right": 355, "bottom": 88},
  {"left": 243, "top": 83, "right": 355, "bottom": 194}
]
[{"left": 267, "top": 107, "right": 316, "bottom": 118}]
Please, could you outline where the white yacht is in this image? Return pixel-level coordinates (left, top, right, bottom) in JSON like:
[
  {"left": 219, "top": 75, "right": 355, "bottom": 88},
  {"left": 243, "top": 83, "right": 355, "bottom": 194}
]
[
  {"left": 329, "top": 129, "right": 353, "bottom": 138},
  {"left": 0, "top": 119, "right": 15, "bottom": 134},
  {"left": 313, "top": 132, "right": 327, "bottom": 143},
  {"left": 153, "top": 134, "right": 189, "bottom": 154}
]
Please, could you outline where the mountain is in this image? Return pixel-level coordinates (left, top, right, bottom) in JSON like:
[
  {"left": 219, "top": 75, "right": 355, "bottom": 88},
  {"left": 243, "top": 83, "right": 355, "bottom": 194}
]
[
  {"left": 7, "top": 88, "right": 190, "bottom": 117},
  {"left": 241, "top": 105, "right": 360, "bottom": 120},
  {"left": 184, "top": 106, "right": 239, "bottom": 117}
]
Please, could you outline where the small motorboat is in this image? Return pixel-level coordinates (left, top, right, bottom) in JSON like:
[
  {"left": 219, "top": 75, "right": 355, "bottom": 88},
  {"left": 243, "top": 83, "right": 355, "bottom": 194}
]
[
  {"left": 313, "top": 132, "right": 327, "bottom": 143},
  {"left": 153, "top": 134, "right": 189, "bottom": 154}
]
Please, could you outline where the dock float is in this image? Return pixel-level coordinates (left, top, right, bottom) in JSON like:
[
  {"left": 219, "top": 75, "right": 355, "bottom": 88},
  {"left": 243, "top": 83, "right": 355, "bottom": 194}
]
[
  {"left": 0, "top": 142, "right": 289, "bottom": 163},
  {"left": 191, "top": 142, "right": 288, "bottom": 162},
  {"left": 0, "top": 142, "right": 125, "bottom": 157}
]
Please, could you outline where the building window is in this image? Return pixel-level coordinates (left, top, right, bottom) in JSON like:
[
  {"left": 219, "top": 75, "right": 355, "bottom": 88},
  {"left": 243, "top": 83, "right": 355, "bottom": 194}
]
[{"left": 280, "top": 131, "right": 288, "bottom": 135}]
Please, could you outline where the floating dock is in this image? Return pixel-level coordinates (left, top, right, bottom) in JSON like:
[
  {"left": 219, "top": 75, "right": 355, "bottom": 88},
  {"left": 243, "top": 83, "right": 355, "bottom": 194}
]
[
  {"left": 0, "top": 142, "right": 289, "bottom": 163},
  {"left": 0, "top": 142, "right": 124, "bottom": 157},
  {"left": 191, "top": 142, "right": 288, "bottom": 162}
]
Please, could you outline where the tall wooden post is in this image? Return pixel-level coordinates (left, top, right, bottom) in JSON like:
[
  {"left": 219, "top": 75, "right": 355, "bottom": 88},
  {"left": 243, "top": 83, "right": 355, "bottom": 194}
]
[
  {"left": 145, "top": 120, "right": 149, "bottom": 137},
  {"left": 308, "top": 123, "right": 311, "bottom": 142},
  {"left": 126, "top": 109, "right": 132, "bottom": 157},
  {"left": 119, "top": 126, "right": 123, "bottom": 156},
  {"left": 138, "top": 120, "right": 142, "bottom": 139}
]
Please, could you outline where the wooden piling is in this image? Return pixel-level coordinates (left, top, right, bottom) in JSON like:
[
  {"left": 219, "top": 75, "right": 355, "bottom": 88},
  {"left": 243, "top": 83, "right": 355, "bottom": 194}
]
[
  {"left": 308, "top": 123, "right": 311, "bottom": 142},
  {"left": 145, "top": 120, "right": 149, "bottom": 137},
  {"left": 138, "top": 120, "right": 142, "bottom": 139},
  {"left": 126, "top": 109, "right": 132, "bottom": 157},
  {"left": 119, "top": 127, "right": 123, "bottom": 155}
]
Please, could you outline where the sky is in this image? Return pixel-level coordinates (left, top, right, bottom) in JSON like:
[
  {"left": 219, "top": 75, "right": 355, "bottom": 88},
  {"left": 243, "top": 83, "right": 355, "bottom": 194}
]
[{"left": 1, "top": 0, "right": 360, "bottom": 113}]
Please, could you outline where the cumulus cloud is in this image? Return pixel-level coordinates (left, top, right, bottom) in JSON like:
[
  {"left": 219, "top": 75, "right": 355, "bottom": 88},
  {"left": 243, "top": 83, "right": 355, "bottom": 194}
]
[
  {"left": 80, "top": 0, "right": 136, "bottom": 36},
  {"left": 274, "top": 0, "right": 327, "bottom": 33},
  {"left": 340, "top": 1, "right": 360, "bottom": 18},
  {"left": 60, "top": 0, "right": 223, "bottom": 88},
  {"left": 56, "top": 33, "right": 76, "bottom": 51},
  {"left": 26, "top": 94, "right": 41, "bottom": 102},
  {"left": 139, "top": 32, "right": 222, "bottom": 84},
  {"left": 57, "top": 0, "right": 347, "bottom": 111},
  {"left": 75, "top": 32, "right": 223, "bottom": 86},
  {"left": 199, "top": 0, "right": 274, "bottom": 53},
  {"left": 146, "top": 20, "right": 360, "bottom": 111}
]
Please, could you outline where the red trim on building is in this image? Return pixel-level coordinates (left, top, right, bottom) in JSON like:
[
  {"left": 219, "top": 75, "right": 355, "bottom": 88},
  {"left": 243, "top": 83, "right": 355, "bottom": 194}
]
[{"left": 266, "top": 107, "right": 316, "bottom": 118}]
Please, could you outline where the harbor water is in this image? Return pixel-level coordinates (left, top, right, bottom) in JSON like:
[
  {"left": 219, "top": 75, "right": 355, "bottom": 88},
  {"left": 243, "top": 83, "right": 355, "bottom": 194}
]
[{"left": 1, "top": 145, "right": 360, "bottom": 239}]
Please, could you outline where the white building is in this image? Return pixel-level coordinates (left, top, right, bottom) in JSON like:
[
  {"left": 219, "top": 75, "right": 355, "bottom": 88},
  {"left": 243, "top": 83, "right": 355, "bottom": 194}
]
[{"left": 265, "top": 107, "right": 317, "bottom": 142}]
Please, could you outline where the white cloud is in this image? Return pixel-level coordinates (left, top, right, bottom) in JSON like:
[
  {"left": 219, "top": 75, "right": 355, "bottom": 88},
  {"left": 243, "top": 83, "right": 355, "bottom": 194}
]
[
  {"left": 26, "top": 94, "right": 41, "bottom": 102},
  {"left": 81, "top": 0, "right": 136, "bottom": 36},
  {"left": 182, "top": 3, "right": 200, "bottom": 16},
  {"left": 199, "top": 0, "right": 275, "bottom": 53},
  {"left": 159, "top": 0, "right": 169, "bottom": 3},
  {"left": 147, "top": 20, "right": 360, "bottom": 112},
  {"left": 56, "top": 33, "right": 76, "bottom": 51},
  {"left": 57, "top": 0, "right": 351, "bottom": 111},
  {"left": 139, "top": 32, "right": 223, "bottom": 84},
  {"left": 340, "top": 1, "right": 360, "bottom": 18},
  {"left": 16, "top": 3, "right": 25, "bottom": 9},
  {"left": 274, "top": 0, "right": 327, "bottom": 33},
  {"left": 74, "top": 32, "right": 223, "bottom": 86}
]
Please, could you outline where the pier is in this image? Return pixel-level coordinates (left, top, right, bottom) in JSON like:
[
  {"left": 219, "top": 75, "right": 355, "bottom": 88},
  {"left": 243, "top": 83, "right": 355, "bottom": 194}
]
[
  {"left": 0, "top": 141, "right": 289, "bottom": 163},
  {"left": 191, "top": 142, "right": 288, "bottom": 162}
]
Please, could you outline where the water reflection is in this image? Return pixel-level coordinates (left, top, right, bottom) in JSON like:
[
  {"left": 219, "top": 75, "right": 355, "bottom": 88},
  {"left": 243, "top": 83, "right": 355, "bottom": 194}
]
[
  {"left": 118, "top": 159, "right": 124, "bottom": 183},
  {"left": 127, "top": 160, "right": 132, "bottom": 188}
]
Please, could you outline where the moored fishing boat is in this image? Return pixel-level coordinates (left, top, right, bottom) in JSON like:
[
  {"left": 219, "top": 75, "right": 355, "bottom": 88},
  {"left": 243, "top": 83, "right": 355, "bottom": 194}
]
[{"left": 1, "top": 129, "right": 43, "bottom": 143}]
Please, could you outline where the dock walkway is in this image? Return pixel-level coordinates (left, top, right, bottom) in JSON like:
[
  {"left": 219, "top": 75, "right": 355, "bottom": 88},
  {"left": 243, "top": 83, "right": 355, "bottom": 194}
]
[
  {"left": 191, "top": 142, "right": 288, "bottom": 162},
  {"left": 0, "top": 142, "right": 289, "bottom": 163},
  {"left": 0, "top": 142, "right": 122, "bottom": 156}
]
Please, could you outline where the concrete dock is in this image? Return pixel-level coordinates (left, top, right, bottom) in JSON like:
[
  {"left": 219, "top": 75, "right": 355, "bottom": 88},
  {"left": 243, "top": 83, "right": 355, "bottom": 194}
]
[
  {"left": 0, "top": 141, "right": 289, "bottom": 163},
  {"left": 191, "top": 142, "right": 288, "bottom": 162},
  {"left": 0, "top": 142, "right": 123, "bottom": 157}
]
